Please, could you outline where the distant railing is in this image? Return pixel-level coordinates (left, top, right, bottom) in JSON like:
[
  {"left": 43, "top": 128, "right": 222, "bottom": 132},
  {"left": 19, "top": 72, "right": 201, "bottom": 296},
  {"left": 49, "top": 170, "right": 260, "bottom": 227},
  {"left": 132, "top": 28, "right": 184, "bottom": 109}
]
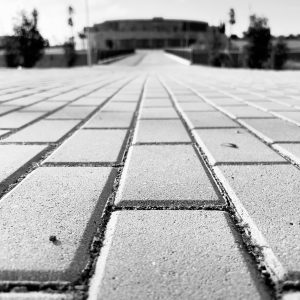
[{"left": 165, "top": 48, "right": 300, "bottom": 68}]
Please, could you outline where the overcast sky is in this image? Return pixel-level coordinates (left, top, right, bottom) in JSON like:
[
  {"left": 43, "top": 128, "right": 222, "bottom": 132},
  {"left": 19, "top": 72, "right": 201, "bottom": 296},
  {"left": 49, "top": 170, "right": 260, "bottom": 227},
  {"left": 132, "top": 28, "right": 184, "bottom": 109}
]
[{"left": 0, "top": 0, "right": 300, "bottom": 46}]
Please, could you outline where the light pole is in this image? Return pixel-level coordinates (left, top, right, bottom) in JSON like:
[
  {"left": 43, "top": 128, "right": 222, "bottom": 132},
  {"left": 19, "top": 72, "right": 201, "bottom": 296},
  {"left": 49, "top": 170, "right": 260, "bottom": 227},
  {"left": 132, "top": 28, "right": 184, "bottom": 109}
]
[{"left": 85, "top": 0, "right": 92, "bottom": 66}]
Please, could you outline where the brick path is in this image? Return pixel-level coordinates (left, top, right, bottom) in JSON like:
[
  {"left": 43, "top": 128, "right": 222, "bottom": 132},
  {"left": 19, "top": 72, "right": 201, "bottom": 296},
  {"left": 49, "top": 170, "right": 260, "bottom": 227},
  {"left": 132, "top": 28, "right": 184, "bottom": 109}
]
[{"left": 0, "top": 51, "right": 300, "bottom": 299}]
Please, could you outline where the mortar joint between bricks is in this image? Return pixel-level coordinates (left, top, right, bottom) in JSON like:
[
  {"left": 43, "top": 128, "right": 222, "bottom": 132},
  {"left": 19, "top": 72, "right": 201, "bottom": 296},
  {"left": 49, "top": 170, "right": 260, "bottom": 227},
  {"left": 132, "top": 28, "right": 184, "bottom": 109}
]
[{"left": 159, "top": 75, "right": 281, "bottom": 299}]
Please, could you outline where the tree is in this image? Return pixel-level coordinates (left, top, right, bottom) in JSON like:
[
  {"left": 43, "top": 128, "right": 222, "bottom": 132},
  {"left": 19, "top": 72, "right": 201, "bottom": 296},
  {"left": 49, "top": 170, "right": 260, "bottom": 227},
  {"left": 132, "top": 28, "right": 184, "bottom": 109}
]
[
  {"left": 272, "top": 38, "right": 288, "bottom": 70},
  {"left": 5, "top": 9, "right": 46, "bottom": 67},
  {"left": 64, "top": 6, "right": 76, "bottom": 67},
  {"left": 229, "top": 8, "right": 236, "bottom": 36},
  {"left": 245, "top": 15, "right": 272, "bottom": 68}
]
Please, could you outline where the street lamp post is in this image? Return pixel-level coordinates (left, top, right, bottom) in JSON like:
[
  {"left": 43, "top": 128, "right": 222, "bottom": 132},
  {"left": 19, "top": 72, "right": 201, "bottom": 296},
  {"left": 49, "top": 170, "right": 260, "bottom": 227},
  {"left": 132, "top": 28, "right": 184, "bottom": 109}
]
[{"left": 85, "top": 0, "right": 92, "bottom": 66}]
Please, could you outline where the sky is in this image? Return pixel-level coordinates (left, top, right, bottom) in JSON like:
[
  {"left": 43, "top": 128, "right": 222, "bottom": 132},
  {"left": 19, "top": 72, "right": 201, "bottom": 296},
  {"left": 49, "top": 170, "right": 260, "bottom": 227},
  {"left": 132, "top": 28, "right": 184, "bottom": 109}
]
[{"left": 0, "top": 0, "right": 300, "bottom": 46}]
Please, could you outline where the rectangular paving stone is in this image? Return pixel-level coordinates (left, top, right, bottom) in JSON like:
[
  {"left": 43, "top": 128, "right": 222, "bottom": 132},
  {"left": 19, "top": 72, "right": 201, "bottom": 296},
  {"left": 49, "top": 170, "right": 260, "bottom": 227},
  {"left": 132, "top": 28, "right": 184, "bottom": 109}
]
[
  {"left": 0, "top": 129, "right": 9, "bottom": 137},
  {"left": 21, "top": 101, "right": 65, "bottom": 112},
  {"left": 175, "top": 94, "right": 204, "bottom": 102},
  {"left": 102, "top": 102, "right": 137, "bottom": 112},
  {"left": 84, "top": 111, "right": 134, "bottom": 128},
  {"left": 194, "top": 129, "right": 285, "bottom": 165},
  {"left": 91, "top": 211, "right": 270, "bottom": 300},
  {"left": 273, "top": 143, "right": 300, "bottom": 165},
  {"left": 0, "top": 105, "right": 18, "bottom": 115},
  {"left": 133, "top": 119, "right": 190, "bottom": 144},
  {"left": 0, "top": 293, "right": 73, "bottom": 300},
  {"left": 0, "top": 145, "right": 46, "bottom": 192},
  {"left": 139, "top": 107, "right": 178, "bottom": 119},
  {"left": 46, "top": 106, "right": 96, "bottom": 120},
  {"left": 45, "top": 129, "right": 127, "bottom": 163},
  {"left": 272, "top": 111, "right": 300, "bottom": 126},
  {"left": 2, "top": 120, "right": 79, "bottom": 142},
  {"left": 250, "top": 101, "right": 293, "bottom": 111},
  {"left": 70, "top": 96, "right": 107, "bottom": 106},
  {"left": 179, "top": 102, "right": 215, "bottom": 112},
  {"left": 115, "top": 145, "right": 221, "bottom": 207},
  {"left": 0, "top": 167, "right": 115, "bottom": 282},
  {"left": 214, "top": 164, "right": 300, "bottom": 273},
  {"left": 219, "top": 105, "right": 273, "bottom": 119},
  {"left": 239, "top": 118, "right": 300, "bottom": 143},
  {"left": 206, "top": 97, "right": 243, "bottom": 106},
  {"left": 184, "top": 111, "right": 239, "bottom": 129},
  {"left": 0, "top": 111, "right": 45, "bottom": 129},
  {"left": 143, "top": 98, "right": 172, "bottom": 107}
]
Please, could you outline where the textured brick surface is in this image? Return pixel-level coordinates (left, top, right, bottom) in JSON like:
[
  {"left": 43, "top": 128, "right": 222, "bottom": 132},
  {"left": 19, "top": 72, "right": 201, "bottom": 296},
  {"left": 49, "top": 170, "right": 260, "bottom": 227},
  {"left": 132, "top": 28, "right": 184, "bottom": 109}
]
[
  {"left": 0, "top": 112, "right": 45, "bottom": 129},
  {"left": 214, "top": 164, "right": 300, "bottom": 272},
  {"left": 272, "top": 111, "right": 300, "bottom": 125},
  {"left": 84, "top": 111, "right": 134, "bottom": 128},
  {"left": 185, "top": 111, "right": 239, "bottom": 128},
  {"left": 45, "top": 129, "right": 127, "bottom": 163},
  {"left": 218, "top": 105, "right": 273, "bottom": 119},
  {"left": 46, "top": 106, "right": 96, "bottom": 120},
  {"left": 139, "top": 107, "right": 178, "bottom": 119},
  {"left": 273, "top": 143, "right": 300, "bottom": 164},
  {"left": 194, "top": 128, "right": 285, "bottom": 165},
  {"left": 0, "top": 167, "right": 114, "bottom": 281},
  {"left": 2, "top": 120, "right": 79, "bottom": 142},
  {"left": 115, "top": 145, "right": 221, "bottom": 206},
  {"left": 133, "top": 119, "right": 190, "bottom": 143},
  {"left": 240, "top": 118, "right": 300, "bottom": 143},
  {"left": 0, "top": 145, "right": 46, "bottom": 190},
  {"left": 0, "top": 293, "right": 73, "bottom": 300},
  {"left": 178, "top": 102, "right": 215, "bottom": 112},
  {"left": 91, "top": 211, "right": 270, "bottom": 300}
]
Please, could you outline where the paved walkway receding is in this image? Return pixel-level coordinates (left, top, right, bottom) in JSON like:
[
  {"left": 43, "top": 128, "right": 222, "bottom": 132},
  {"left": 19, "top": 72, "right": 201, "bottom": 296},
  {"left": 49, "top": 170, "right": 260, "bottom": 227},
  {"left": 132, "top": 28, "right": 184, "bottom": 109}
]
[{"left": 0, "top": 50, "right": 300, "bottom": 299}]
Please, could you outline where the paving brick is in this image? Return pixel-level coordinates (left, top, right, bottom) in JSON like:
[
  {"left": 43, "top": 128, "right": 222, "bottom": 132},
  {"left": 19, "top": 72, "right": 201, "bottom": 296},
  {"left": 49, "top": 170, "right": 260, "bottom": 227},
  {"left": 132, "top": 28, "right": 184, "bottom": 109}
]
[
  {"left": 0, "top": 145, "right": 46, "bottom": 191},
  {"left": 218, "top": 105, "right": 273, "bottom": 119},
  {"left": 21, "top": 101, "right": 65, "bottom": 112},
  {"left": 84, "top": 111, "right": 134, "bottom": 128},
  {"left": 0, "top": 112, "right": 45, "bottom": 129},
  {"left": 214, "top": 164, "right": 300, "bottom": 273},
  {"left": 139, "top": 107, "right": 178, "bottom": 119},
  {"left": 70, "top": 96, "right": 107, "bottom": 106},
  {"left": 91, "top": 211, "right": 270, "bottom": 300},
  {"left": 179, "top": 102, "right": 215, "bottom": 111},
  {"left": 206, "top": 97, "right": 243, "bottom": 106},
  {"left": 273, "top": 143, "right": 300, "bottom": 164},
  {"left": 0, "top": 105, "right": 18, "bottom": 115},
  {"left": 239, "top": 118, "right": 300, "bottom": 143},
  {"left": 46, "top": 129, "right": 127, "bottom": 163},
  {"left": 133, "top": 119, "right": 190, "bottom": 144},
  {"left": 185, "top": 111, "right": 239, "bottom": 128},
  {"left": 143, "top": 98, "right": 172, "bottom": 107},
  {"left": 194, "top": 129, "right": 285, "bottom": 165},
  {"left": 174, "top": 94, "right": 204, "bottom": 102},
  {"left": 272, "top": 111, "right": 300, "bottom": 126},
  {"left": 46, "top": 106, "right": 96, "bottom": 120},
  {"left": 8, "top": 97, "right": 44, "bottom": 106},
  {"left": 0, "top": 167, "right": 114, "bottom": 281},
  {"left": 0, "top": 130, "right": 9, "bottom": 137},
  {"left": 3, "top": 120, "right": 79, "bottom": 142},
  {"left": 250, "top": 101, "right": 293, "bottom": 111},
  {"left": 102, "top": 102, "right": 137, "bottom": 112},
  {"left": 115, "top": 145, "right": 221, "bottom": 206}
]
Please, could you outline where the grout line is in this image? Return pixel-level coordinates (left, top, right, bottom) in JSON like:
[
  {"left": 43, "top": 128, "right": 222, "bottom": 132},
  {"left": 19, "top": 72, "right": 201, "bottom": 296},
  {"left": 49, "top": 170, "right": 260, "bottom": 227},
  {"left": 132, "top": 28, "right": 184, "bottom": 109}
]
[{"left": 160, "top": 75, "right": 285, "bottom": 298}]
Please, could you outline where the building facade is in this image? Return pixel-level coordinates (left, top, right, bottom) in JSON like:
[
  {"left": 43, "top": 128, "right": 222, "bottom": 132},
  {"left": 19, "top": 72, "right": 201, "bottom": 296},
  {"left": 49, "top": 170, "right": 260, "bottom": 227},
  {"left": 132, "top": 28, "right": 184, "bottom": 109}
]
[{"left": 86, "top": 18, "right": 209, "bottom": 50}]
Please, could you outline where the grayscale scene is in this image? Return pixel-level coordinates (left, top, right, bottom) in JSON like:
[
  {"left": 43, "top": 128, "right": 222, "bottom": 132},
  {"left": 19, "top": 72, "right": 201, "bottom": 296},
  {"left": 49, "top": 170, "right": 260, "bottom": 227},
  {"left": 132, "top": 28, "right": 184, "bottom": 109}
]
[{"left": 0, "top": 0, "right": 300, "bottom": 299}]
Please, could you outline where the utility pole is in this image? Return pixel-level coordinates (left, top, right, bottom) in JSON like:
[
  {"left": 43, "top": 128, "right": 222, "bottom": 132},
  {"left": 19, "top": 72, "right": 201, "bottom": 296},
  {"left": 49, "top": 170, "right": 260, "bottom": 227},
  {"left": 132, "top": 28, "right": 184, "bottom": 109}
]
[{"left": 85, "top": 0, "right": 92, "bottom": 66}]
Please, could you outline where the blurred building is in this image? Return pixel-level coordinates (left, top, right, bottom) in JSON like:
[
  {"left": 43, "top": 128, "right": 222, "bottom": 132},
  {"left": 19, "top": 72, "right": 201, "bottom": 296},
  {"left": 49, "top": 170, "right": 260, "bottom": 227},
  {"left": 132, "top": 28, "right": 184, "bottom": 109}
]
[{"left": 86, "top": 18, "right": 210, "bottom": 50}]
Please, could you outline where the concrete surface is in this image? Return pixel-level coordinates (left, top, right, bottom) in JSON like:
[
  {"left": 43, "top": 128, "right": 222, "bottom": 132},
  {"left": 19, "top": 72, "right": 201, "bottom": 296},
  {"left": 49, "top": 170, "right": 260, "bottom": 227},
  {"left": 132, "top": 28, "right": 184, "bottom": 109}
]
[
  {"left": 214, "top": 164, "right": 300, "bottom": 273},
  {"left": 193, "top": 128, "right": 285, "bottom": 165},
  {"left": 133, "top": 119, "right": 190, "bottom": 143},
  {"left": 0, "top": 51, "right": 300, "bottom": 299},
  {"left": 0, "top": 167, "right": 114, "bottom": 281},
  {"left": 115, "top": 145, "right": 221, "bottom": 207},
  {"left": 45, "top": 129, "right": 127, "bottom": 163},
  {"left": 89, "top": 211, "right": 270, "bottom": 300}
]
